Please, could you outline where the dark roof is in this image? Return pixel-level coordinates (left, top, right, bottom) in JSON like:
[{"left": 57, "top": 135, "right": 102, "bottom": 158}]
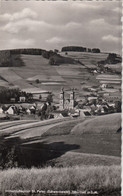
[{"left": 84, "top": 111, "right": 91, "bottom": 116}]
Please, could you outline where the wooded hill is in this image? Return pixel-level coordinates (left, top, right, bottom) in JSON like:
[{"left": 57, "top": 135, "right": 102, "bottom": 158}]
[{"left": 0, "top": 48, "right": 77, "bottom": 67}]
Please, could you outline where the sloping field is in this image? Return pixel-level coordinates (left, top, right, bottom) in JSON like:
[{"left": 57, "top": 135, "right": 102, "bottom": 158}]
[
  {"left": 42, "top": 119, "right": 84, "bottom": 137},
  {"left": 0, "top": 51, "right": 110, "bottom": 95},
  {"left": 0, "top": 52, "right": 121, "bottom": 102},
  {"left": 0, "top": 52, "right": 99, "bottom": 92},
  {"left": 21, "top": 55, "right": 90, "bottom": 91},
  {"left": 60, "top": 52, "right": 108, "bottom": 65},
  {"left": 105, "top": 63, "right": 122, "bottom": 73},
  {"left": 55, "top": 64, "right": 87, "bottom": 76},
  {"left": 96, "top": 74, "right": 121, "bottom": 87},
  {"left": 17, "top": 55, "right": 60, "bottom": 79},
  {"left": 0, "top": 55, "right": 58, "bottom": 90},
  {"left": 49, "top": 151, "right": 120, "bottom": 167},
  {"left": 16, "top": 55, "right": 92, "bottom": 92},
  {"left": 0, "top": 117, "right": 71, "bottom": 137},
  {"left": 96, "top": 74, "right": 121, "bottom": 80},
  {"left": 0, "top": 68, "right": 22, "bottom": 82},
  {"left": 71, "top": 113, "right": 121, "bottom": 135},
  {"left": 0, "top": 120, "right": 38, "bottom": 130},
  {"left": 27, "top": 75, "right": 65, "bottom": 82},
  {"left": 0, "top": 67, "right": 35, "bottom": 89},
  {"left": 0, "top": 79, "right": 9, "bottom": 88},
  {"left": 10, "top": 118, "right": 75, "bottom": 139}
]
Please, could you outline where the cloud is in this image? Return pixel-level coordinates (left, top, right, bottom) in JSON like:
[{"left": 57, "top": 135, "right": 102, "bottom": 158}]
[
  {"left": 90, "top": 18, "right": 106, "bottom": 25},
  {"left": 1, "top": 19, "right": 52, "bottom": 34},
  {"left": 46, "top": 37, "right": 65, "bottom": 44},
  {"left": 102, "top": 35, "right": 119, "bottom": 42},
  {"left": 0, "top": 8, "right": 42, "bottom": 34},
  {"left": 0, "top": 1, "right": 122, "bottom": 54},
  {"left": 113, "top": 7, "right": 122, "bottom": 14},
  {"left": 65, "top": 22, "right": 81, "bottom": 29},
  {"left": 72, "top": 2, "right": 102, "bottom": 10},
  {"left": 0, "top": 8, "right": 37, "bottom": 22},
  {"left": 9, "top": 38, "right": 35, "bottom": 48},
  {"left": 0, "top": 13, "right": 11, "bottom": 21}
]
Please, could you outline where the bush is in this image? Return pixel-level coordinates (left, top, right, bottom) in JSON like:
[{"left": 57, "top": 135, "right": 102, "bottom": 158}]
[
  {"left": 106, "top": 53, "right": 122, "bottom": 64},
  {"left": 92, "top": 48, "right": 100, "bottom": 53},
  {"left": 46, "top": 94, "right": 53, "bottom": 103},
  {"left": 35, "top": 79, "right": 40, "bottom": 83},
  {"left": 0, "top": 136, "right": 21, "bottom": 169}
]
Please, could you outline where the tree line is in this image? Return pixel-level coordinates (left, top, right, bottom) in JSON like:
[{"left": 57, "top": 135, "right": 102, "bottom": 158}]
[
  {"left": 0, "top": 88, "right": 32, "bottom": 103},
  {"left": 61, "top": 46, "right": 100, "bottom": 53},
  {"left": 98, "top": 53, "right": 122, "bottom": 66}
]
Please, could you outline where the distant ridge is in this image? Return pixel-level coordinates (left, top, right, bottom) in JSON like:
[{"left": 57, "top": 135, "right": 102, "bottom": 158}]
[
  {"left": 0, "top": 48, "right": 53, "bottom": 67},
  {"left": 0, "top": 48, "right": 76, "bottom": 67}
]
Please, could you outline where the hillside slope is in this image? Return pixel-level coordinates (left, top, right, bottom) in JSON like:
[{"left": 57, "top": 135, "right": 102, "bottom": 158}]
[
  {"left": 60, "top": 52, "right": 108, "bottom": 66},
  {"left": 0, "top": 54, "right": 90, "bottom": 94},
  {"left": 48, "top": 151, "right": 120, "bottom": 167},
  {"left": 0, "top": 51, "right": 120, "bottom": 102},
  {"left": 0, "top": 52, "right": 101, "bottom": 93},
  {"left": 71, "top": 113, "right": 121, "bottom": 135}
]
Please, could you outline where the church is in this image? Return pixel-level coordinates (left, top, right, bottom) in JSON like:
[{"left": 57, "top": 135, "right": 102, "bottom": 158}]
[{"left": 59, "top": 88, "right": 75, "bottom": 110}]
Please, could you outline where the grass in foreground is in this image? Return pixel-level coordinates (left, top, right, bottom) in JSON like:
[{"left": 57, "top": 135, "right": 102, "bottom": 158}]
[{"left": 0, "top": 165, "right": 121, "bottom": 192}]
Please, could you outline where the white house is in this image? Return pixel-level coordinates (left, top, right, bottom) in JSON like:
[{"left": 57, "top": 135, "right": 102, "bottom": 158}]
[
  {"left": 19, "top": 96, "right": 26, "bottom": 102},
  {"left": 0, "top": 107, "right": 3, "bottom": 114},
  {"left": 26, "top": 109, "right": 31, "bottom": 115},
  {"left": 79, "top": 110, "right": 86, "bottom": 118},
  {"left": 6, "top": 106, "right": 14, "bottom": 115},
  {"left": 101, "top": 84, "right": 108, "bottom": 89},
  {"left": 54, "top": 113, "right": 64, "bottom": 119}
]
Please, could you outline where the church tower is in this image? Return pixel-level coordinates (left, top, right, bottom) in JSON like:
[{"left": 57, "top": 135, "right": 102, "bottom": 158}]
[
  {"left": 69, "top": 89, "right": 75, "bottom": 109},
  {"left": 59, "top": 88, "right": 65, "bottom": 110}
]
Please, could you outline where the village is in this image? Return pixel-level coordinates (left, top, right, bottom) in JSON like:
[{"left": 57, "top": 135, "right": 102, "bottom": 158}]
[{"left": 0, "top": 80, "right": 121, "bottom": 121}]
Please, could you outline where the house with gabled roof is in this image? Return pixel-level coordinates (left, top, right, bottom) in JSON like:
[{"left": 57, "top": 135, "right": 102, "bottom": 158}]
[
  {"left": 5, "top": 106, "right": 14, "bottom": 115},
  {"left": 0, "top": 107, "right": 3, "bottom": 114}
]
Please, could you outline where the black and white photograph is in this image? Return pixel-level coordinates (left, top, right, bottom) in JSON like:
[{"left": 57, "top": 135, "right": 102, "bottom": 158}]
[{"left": 0, "top": 1, "right": 122, "bottom": 196}]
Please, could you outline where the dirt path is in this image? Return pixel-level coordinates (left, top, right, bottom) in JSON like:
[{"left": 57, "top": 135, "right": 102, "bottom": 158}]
[
  {"left": 2, "top": 117, "right": 80, "bottom": 138},
  {"left": 0, "top": 120, "right": 38, "bottom": 130},
  {"left": 12, "top": 122, "right": 64, "bottom": 139},
  {"left": 5, "top": 118, "right": 84, "bottom": 141}
]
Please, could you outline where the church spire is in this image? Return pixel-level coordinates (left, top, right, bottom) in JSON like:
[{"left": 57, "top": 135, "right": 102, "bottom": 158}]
[
  {"left": 69, "top": 88, "right": 75, "bottom": 109},
  {"left": 59, "top": 87, "right": 65, "bottom": 110}
]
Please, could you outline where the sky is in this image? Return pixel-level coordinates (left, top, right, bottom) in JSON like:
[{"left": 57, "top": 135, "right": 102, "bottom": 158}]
[{"left": 0, "top": 1, "right": 122, "bottom": 54}]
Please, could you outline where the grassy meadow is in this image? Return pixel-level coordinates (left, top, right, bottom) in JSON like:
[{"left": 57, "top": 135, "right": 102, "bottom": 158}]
[
  {"left": 0, "top": 165, "right": 121, "bottom": 192},
  {"left": 60, "top": 52, "right": 108, "bottom": 65},
  {"left": 3, "top": 113, "right": 119, "bottom": 169},
  {"left": 48, "top": 151, "right": 120, "bottom": 167},
  {"left": 71, "top": 113, "right": 121, "bottom": 134},
  {"left": 42, "top": 119, "right": 84, "bottom": 137},
  {"left": 0, "top": 114, "right": 121, "bottom": 168}
]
